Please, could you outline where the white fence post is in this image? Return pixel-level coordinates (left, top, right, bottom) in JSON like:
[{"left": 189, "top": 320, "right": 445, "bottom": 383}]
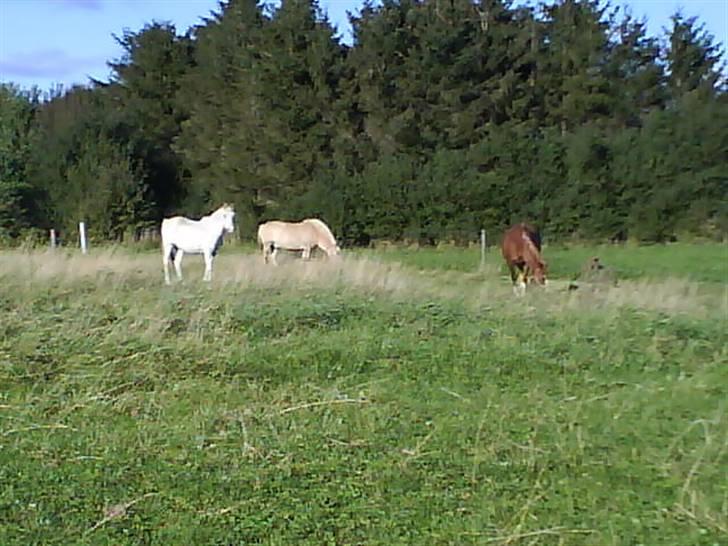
[
  {"left": 79, "top": 222, "right": 88, "bottom": 254},
  {"left": 50, "top": 229, "right": 57, "bottom": 249},
  {"left": 480, "top": 229, "right": 486, "bottom": 269}
]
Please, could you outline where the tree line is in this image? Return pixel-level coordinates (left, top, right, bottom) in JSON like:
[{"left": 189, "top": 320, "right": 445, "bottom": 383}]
[{"left": 1, "top": 0, "right": 726, "bottom": 246}]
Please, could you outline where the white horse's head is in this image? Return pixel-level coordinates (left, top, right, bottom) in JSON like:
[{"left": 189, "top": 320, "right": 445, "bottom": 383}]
[{"left": 213, "top": 204, "right": 236, "bottom": 234}]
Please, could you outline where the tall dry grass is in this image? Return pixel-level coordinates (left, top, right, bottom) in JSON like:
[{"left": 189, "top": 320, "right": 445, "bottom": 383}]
[{"left": 0, "top": 248, "right": 723, "bottom": 318}]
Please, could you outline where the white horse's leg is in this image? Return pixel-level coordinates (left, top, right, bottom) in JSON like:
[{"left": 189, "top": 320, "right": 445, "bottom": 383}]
[
  {"left": 270, "top": 246, "right": 279, "bottom": 266},
  {"left": 203, "top": 251, "right": 213, "bottom": 282},
  {"left": 301, "top": 246, "right": 311, "bottom": 260},
  {"left": 162, "top": 243, "right": 172, "bottom": 285},
  {"left": 173, "top": 249, "right": 185, "bottom": 281}
]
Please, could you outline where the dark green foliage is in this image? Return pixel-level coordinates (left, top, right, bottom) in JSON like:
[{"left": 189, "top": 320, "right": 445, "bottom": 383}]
[
  {"left": 25, "top": 86, "right": 156, "bottom": 241},
  {"left": 0, "top": 85, "right": 39, "bottom": 240},
  {"left": 173, "top": 0, "right": 269, "bottom": 223},
  {"left": 2, "top": 0, "right": 727, "bottom": 245},
  {"left": 606, "top": 12, "right": 666, "bottom": 128},
  {"left": 62, "top": 137, "right": 151, "bottom": 241},
  {"left": 107, "top": 22, "right": 195, "bottom": 216},
  {"left": 537, "top": 0, "right": 615, "bottom": 132}
]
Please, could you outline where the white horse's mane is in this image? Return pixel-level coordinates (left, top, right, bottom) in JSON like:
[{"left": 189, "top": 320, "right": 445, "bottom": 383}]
[
  {"left": 303, "top": 218, "right": 337, "bottom": 246},
  {"left": 200, "top": 204, "right": 234, "bottom": 224},
  {"left": 211, "top": 203, "right": 234, "bottom": 216}
]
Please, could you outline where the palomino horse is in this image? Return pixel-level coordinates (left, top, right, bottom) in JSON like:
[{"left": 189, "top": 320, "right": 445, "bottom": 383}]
[
  {"left": 501, "top": 223, "right": 547, "bottom": 296},
  {"left": 161, "top": 204, "right": 236, "bottom": 284},
  {"left": 257, "top": 218, "right": 340, "bottom": 265}
]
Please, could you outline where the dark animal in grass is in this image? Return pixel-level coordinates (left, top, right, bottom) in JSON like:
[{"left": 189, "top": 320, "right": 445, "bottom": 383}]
[{"left": 569, "top": 256, "right": 618, "bottom": 291}]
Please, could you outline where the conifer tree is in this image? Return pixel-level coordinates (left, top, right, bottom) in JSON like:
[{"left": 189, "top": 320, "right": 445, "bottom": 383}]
[
  {"left": 107, "top": 22, "right": 194, "bottom": 214},
  {"left": 665, "top": 12, "right": 725, "bottom": 101}
]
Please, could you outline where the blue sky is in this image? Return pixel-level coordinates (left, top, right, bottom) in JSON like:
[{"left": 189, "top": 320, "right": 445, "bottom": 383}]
[{"left": 1, "top": 0, "right": 726, "bottom": 93}]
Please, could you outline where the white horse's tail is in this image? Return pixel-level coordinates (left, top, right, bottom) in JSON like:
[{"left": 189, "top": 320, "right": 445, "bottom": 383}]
[{"left": 161, "top": 219, "right": 177, "bottom": 262}]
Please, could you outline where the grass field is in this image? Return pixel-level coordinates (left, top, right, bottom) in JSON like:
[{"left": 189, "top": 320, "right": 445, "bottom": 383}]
[
  {"left": 1, "top": 244, "right": 726, "bottom": 545},
  {"left": 368, "top": 242, "right": 728, "bottom": 283}
]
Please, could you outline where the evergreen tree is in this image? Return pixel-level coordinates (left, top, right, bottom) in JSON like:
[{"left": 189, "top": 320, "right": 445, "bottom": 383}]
[
  {"left": 174, "top": 0, "right": 267, "bottom": 230},
  {"left": 537, "top": 0, "right": 614, "bottom": 132},
  {"left": 176, "top": 0, "right": 345, "bottom": 235},
  {"left": 665, "top": 12, "right": 725, "bottom": 101},
  {"left": 251, "top": 0, "right": 345, "bottom": 218},
  {"left": 1, "top": 0, "right": 724, "bottom": 246},
  {"left": 606, "top": 10, "right": 666, "bottom": 127},
  {"left": 107, "top": 22, "right": 195, "bottom": 215}
]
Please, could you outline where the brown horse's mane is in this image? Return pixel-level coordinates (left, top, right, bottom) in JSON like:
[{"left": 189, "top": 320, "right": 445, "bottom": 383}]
[{"left": 520, "top": 230, "right": 544, "bottom": 269}]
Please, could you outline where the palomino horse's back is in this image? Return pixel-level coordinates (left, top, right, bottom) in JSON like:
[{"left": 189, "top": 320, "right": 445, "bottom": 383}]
[{"left": 257, "top": 218, "right": 340, "bottom": 264}]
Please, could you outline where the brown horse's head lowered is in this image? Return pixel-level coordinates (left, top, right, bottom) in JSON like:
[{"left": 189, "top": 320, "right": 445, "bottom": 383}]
[{"left": 501, "top": 223, "right": 547, "bottom": 296}]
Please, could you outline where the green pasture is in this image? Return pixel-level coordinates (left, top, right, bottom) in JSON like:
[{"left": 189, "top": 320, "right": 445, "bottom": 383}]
[
  {"left": 0, "top": 244, "right": 726, "bottom": 545},
  {"left": 367, "top": 242, "right": 727, "bottom": 284}
]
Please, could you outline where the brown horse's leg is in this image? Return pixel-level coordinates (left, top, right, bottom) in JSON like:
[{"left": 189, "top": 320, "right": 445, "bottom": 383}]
[
  {"left": 509, "top": 264, "right": 519, "bottom": 284},
  {"left": 516, "top": 272, "right": 526, "bottom": 296},
  {"left": 511, "top": 263, "right": 526, "bottom": 297},
  {"left": 507, "top": 264, "right": 519, "bottom": 296}
]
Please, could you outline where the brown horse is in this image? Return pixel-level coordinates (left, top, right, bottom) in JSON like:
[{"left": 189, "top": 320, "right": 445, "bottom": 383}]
[{"left": 501, "top": 223, "right": 547, "bottom": 296}]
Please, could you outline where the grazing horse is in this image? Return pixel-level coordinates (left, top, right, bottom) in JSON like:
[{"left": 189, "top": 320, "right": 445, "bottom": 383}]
[
  {"left": 257, "top": 218, "right": 340, "bottom": 265},
  {"left": 161, "top": 204, "right": 236, "bottom": 284},
  {"left": 501, "top": 223, "right": 547, "bottom": 296}
]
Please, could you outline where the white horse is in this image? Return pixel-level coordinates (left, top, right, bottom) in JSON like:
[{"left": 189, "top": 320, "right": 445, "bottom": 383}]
[
  {"left": 161, "top": 204, "right": 236, "bottom": 284},
  {"left": 257, "top": 218, "right": 340, "bottom": 265}
]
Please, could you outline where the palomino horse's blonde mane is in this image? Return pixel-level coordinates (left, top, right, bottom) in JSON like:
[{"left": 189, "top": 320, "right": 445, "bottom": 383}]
[{"left": 303, "top": 218, "right": 337, "bottom": 247}]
